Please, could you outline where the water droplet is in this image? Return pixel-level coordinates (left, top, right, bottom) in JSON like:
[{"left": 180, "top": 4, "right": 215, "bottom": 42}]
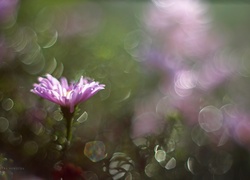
[
  {"left": 76, "top": 111, "right": 88, "bottom": 123},
  {"left": 0, "top": 117, "right": 9, "bottom": 132},
  {"left": 199, "top": 106, "right": 223, "bottom": 132},
  {"left": 84, "top": 141, "right": 106, "bottom": 162},
  {"left": 2, "top": 98, "right": 14, "bottom": 111},
  {"left": 165, "top": 157, "right": 176, "bottom": 170},
  {"left": 155, "top": 150, "right": 166, "bottom": 163}
]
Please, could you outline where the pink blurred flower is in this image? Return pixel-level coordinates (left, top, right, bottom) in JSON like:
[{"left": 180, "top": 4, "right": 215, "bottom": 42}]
[
  {"left": 130, "top": 93, "right": 167, "bottom": 138},
  {"left": 144, "top": 0, "right": 220, "bottom": 59},
  {"left": 0, "top": 0, "right": 19, "bottom": 23},
  {"left": 222, "top": 104, "right": 250, "bottom": 148},
  {"left": 31, "top": 74, "right": 105, "bottom": 113}
]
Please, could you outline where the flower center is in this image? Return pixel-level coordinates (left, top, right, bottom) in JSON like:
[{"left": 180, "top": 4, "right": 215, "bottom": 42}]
[{"left": 64, "top": 90, "right": 73, "bottom": 99}]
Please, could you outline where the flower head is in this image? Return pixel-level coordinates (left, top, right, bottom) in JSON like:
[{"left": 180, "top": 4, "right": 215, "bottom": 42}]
[{"left": 31, "top": 74, "right": 105, "bottom": 113}]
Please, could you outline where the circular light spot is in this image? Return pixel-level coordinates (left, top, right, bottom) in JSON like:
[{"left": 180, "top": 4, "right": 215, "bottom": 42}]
[
  {"left": 124, "top": 30, "right": 152, "bottom": 61},
  {"left": 84, "top": 141, "right": 106, "bottom": 162},
  {"left": 2, "top": 98, "right": 14, "bottom": 111},
  {"left": 99, "top": 80, "right": 111, "bottom": 101},
  {"left": 164, "top": 139, "right": 176, "bottom": 153},
  {"left": 132, "top": 137, "right": 149, "bottom": 149},
  {"left": 198, "top": 106, "right": 223, "bottom": 132},
  {"left": 52, "top": 135, "right": 58, "bottom": 141},
  {"left": 109, "top": 152, "right": 134, "bottom": 180},
  {"left": 43, "top": 30, "right": 58, "bottom": 48},
  {"left": 53, "top": 110, "right": 63, "bottom": 121},
  {"left": 165, "top": 157, "right": 176, "bottom": 170},
  {"left": 208, "top": 151, "right": 233, "bottom": 175},
  {"left": 23, "top": 141, "right": 38, "bottom": 156},
  {"left": 76, "top": 111, "right": 88, "bottom": 123},
  {"left": 156, "top": 96, "right": 177, "bottom": 117},
  {"left": 45, "top": 57, "right": 57, "bottom": 74},
  {"left": 0, "top": 117, "right": 9, "bottom": 132},
  {"left": 57, "top": 137, "right": 66, "bottom": 145},
  {"left": 186, "top": 157, "right": 202, "bottom": 175},
  {"left": 191, "top": 125, "right": 208, "bottom": 146},
  {"left": 145, "top": 163, "right": 157, "bottom": 178},
  {"left": 155, "top": 150, "right": 166, "bottom": 163},
  {"left": 53, "top": 62, "right": 64, "bottom": 78},
  {"left": 31, "top": 122, "right": 45, "bottom": 135},
  {"left": 55, "top": 144, "right": 63, "bottom": 151}
]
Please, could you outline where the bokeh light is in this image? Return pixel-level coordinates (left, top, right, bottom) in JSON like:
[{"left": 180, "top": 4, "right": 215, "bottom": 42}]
[{"left": 84, "top": 141, "right": 107, "bottom": 162}]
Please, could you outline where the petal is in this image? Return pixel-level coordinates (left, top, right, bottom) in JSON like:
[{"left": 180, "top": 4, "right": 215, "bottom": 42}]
[{"left": 60, "top": 77, "right": 69, "bottom": 89}]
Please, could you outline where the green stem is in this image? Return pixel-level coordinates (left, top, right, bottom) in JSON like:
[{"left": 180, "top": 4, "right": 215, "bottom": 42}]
[
  {"left": 66, "top": 117, "right": 73, "bottom": 147},
  {"left": 61, "top": 106, "right": 75, "bottom": 149}
]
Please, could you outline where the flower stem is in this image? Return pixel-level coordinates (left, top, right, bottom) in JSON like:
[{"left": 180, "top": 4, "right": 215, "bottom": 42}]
[
  {"left": 61, "top": 106, "right": 75, "bottom": 149},
  {"left": 66, "top": 117, "right": 73, "bottom": 147}
]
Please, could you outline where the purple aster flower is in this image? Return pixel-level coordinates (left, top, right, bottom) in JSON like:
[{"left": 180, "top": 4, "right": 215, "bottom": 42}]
[{"left": 31, "top": 74, "right": 105, "bottom": 113}]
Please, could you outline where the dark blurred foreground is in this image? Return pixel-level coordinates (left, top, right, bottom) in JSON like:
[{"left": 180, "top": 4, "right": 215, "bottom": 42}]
[{"left": 1, "top": 0, "right": 250, "bottom": 179}]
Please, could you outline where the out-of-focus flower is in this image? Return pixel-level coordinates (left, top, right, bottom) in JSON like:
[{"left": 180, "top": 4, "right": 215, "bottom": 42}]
[
  {"left": 31, "top": 74, "right": 105, "bottom": 113},
  {"left": 144, "top": 0, "right": 220, "bottom": 61},
  {"left": 0, "top": 0, "right": 19, "bottom": 24},
  {"left": 222, "top": 104, "right": 250, "bottom": 149},
  {"left": 131, "top": 93, "right": 166, "bottom": 138}
]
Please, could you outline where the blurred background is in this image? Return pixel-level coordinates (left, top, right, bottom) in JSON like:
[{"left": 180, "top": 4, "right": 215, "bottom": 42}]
[{"left": 1, "top": 0, "right": 250, "bottom": 179}]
